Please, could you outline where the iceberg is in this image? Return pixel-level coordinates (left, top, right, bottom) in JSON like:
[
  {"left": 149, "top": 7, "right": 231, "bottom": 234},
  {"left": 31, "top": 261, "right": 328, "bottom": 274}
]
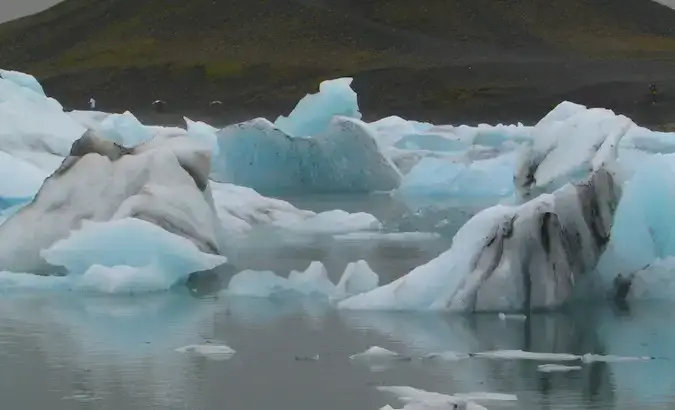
[
  {"left": 0, "top": 69, "right": 46, "bottom": 96},
  {"left": 274, "top": 78, "right": 362, "bottom": 137},
  {"left": 209, "top": 182, "right": 381, "bottom": 236},
  {"left": 515, "top": 102, "right": 633, "bottom": 199},
  {"left": 393, "top": 123, "right": 530, "bottom": 152},
  {"left": 227, "top": 260, "right": 380, "bottom": 300},
  {"left": 211, "top": 116, "right": 402, "bottom": 194},
  {"left": 98, "top": 111, "right": 154, "bottom": 147},
  {"left": 339, "top": 161, "right": 622, "bottom": 312},
  {"left": 0, "top": 73, "right": 85, "bottom": 156},
  {"left": 397, "top": 153, "right": 517, "bottom": 199},
  {"left": 368, "top": 116, "right": 434, "bottom": 147},
  {"left": 0, "top": 131, "right": 225, "bottom": 275},
  {"left": 0, "top": 150, "right": 49, "bottom": 208}
]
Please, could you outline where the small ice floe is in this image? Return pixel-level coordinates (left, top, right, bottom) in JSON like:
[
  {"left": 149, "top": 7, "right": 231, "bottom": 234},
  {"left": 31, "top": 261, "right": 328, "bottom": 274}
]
[
  {"left": 473, "top": 350, "right": 580, "bottom": 361},
  {"left": 498, "top": 312, "right": 527, "bottom": 321},
  {"left": 377, "top": 386, "right": 516, "bottom": 410},
  {"left": 422, "top": 351, "right": 472, "bottom": 361},
  {"left": 538, "top": 364, "right": 583, "bottom": 373},
  {"left": 454, "top": 392, "right": 517, "bottom": 402},
  {"left": 351, "top": 346, "right": 408, "bottom": 361},
  {"left": 61, "top": 391, "right": 103, "bottom": 402},
  {"left": 350, "top": 346, "right": 411, "bottom": 370},
  {"left": 581, "top": 354, "right": 654, "bottom": 363},
  {"left": 295, "top": 354, "right": 320, "bottom": 362},
  {"left": 175, "top": 344, "right": 236, "bottom": 360}
]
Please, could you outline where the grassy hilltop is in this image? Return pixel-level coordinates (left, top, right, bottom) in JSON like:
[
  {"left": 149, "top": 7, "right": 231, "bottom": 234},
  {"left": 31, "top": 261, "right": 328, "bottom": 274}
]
[{"left": 2, "top": 0, "right": 675, "bottom": 124}]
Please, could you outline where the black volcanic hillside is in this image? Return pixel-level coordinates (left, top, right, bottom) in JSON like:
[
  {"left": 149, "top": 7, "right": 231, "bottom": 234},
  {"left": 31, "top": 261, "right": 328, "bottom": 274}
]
[{"left": 3, "top": 0, "right": 675, "bottom": 124}]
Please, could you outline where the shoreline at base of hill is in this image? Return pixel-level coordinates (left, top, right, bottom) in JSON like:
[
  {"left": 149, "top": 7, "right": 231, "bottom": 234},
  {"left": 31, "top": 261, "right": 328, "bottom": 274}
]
[{"left": 43, "top": 59, "right": 675, "bottom": 129}]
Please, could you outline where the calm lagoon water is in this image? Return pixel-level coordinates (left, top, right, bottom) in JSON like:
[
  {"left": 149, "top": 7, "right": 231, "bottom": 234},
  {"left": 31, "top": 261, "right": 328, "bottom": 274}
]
[{"left": 0, "top": 195, "right": 672, "bottom": 410}]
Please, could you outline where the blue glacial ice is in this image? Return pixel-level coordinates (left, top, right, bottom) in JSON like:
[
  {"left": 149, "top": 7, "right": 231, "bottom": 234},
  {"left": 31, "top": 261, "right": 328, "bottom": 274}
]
[
  {"left": 396, "top": 152, "right": 517, "bottom": 199},
  {"left": 0, "top": 130, "right": 226, "bottom": 275},
  {"left": 0, "top": 69, "right": 46, "bottom": 96},
  {"left": 211, "top": 116, "right": 402, "bottom": 194},
  {"left": 6, "top": 67, "right": 675, "bottom": 307},
  {"left": 227, "top": 260, "right": 379, "bottom": 301},
  {"left": 274, "top": 77, "right": 362, "bottom": 137},
  {"left": 0, "top": 150, "right": 49, "bottom": 208}
]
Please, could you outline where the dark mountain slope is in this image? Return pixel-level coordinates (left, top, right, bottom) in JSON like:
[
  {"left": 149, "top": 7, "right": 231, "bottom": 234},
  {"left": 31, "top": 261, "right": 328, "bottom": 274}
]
[{"left": 2, "top": 0, "right": 675, "bottom": 124}]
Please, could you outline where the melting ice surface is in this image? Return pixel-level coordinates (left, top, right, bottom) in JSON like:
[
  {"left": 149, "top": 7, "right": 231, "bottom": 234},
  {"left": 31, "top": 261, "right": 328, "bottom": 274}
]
[{"left": 3, "top": 69, "right": 675, "bottom": 409}]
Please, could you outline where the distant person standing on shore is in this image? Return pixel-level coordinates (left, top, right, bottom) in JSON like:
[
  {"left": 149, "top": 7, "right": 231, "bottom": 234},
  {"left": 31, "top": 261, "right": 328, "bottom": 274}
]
[
  {"left": 650, "top": 83, "right": 658, "bottom": 104},
  {"left": 89, "top": 97, "right": 96, "bottom": 110}
]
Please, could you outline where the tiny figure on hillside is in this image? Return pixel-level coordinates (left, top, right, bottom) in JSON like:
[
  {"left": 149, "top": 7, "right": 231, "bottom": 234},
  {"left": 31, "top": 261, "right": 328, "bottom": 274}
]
[
  {"left": 89, "top": 97, "right": 96, "bottom": 110},
  {"left": 650, "top": 83, "right": 658, "bottom": 104}
]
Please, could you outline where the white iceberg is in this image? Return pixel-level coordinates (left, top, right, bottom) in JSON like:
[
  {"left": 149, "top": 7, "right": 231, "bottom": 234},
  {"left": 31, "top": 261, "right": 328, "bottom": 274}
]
[
  {"left": 350, "top": 346, "right": 406, "bottom": 361},
  {"left": 210, "top": 182, "right": 381, "bottom": 236},
  {"left": 228, "top": 261, "right": 336, "bottom": 298},
  {"left": 0, "top": 69, "right": 46, "bottom": 96},
  {"left": 274, "top": 77, "right": 362, "bottom": 137},
  {"left": 515, "top": 102, "right": 633, "bottom": 198},
  {"left": 335, "top": 260, "right": 380, "bottom": 297},
  {"left": 368, "top": 116, "right": 434, "bottom": 147},
  {"left": 98, "top": 111, "right": 154, "bottom": 147},
  {"left": 227, "top": 260, "right": 380, "bottom": 301},
  {"left": 339, "top": 163, "right": 621, "bottom": 312},
  {"left": 0, "top": 131, "right": 226, "bottom": 275},
  {"left": 473, "top": 350, "right": 581, "bottom": 361},
  {"left": 211, "top": 116, "right": 402, "bottom": 194},
  {"left": 0, "top": 72, "right": 85, "bottom": 156}
]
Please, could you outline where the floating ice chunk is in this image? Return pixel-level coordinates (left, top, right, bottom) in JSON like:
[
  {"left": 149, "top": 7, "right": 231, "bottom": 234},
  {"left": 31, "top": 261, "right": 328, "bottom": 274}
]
[
  {"left": 393, "top": 123, "right": 530, "bottom": 153},
  {"left": 288, "top": 261, "right": 337, "bottom": 296},
  {"left": 350, "top": 346, "right": 404, "bottom": 361},
  {"left": 42, "top": 218, "right": 226, "bottom": 279},
  {"left": 0, "top": 150, "right": 49, "bottom": 207},
  {"left": 175, "top": 344, "right": 236, "bottom": 360},
  {"left": 210, "top": 182, "right": 314, "bottom": 235},
  {"left": 98, "top": 111, "right": 153, "bottom": 147},
  {"left": 274, "top": 210, "right": 382, "bottom": 235},
  {"left": 0, "top": 69, "right": 45, "bottom": 96},
  {"left": 0, "top": 132, "right": 225, "bottom": 274},
  {"left": 397, "top": 153, "right": 516, "bottom": 198},
  {"left": 378, "top": 386, "right": 513, "bottom": 410},
  {"left": 537, "top": 364, "right": 582, "bottom": 373},
  {"left": 274, "top": 78, "right": 362, "bottom": 137},
  {"left": 422, "top": 351, "right": 471, "bottom": 361},
  {"left": 369, "top": 116, "right": 434, "bottom": 147},
  {"left": 227, "top": 262, "right": 338, "bottom": 299},
  {"left": 76, "top": 263, "right": 185, "bottom": 294},
  {"left": 336, "top": 260, "right": 380, "bottom": 297},
  {"left": 498, "top": 313, "right": 527, "bottom": 321},
  {"left": 453, "top": 392, "right": 518, "bottom": 402},
  {"left": 515, "top": 102, "right": 632, "bottom": 197},
  {"left": 211, "top": 116, "right": 402, "bottom": 194},
  {"left": 581, "top": 354, "right": 653, "bottom": 363},
  {"left": 473, "top": 350, "right": 580, "bottom": 361},
  {"left": 227, "top": 270, "right": 291, "bottom": 297}
]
